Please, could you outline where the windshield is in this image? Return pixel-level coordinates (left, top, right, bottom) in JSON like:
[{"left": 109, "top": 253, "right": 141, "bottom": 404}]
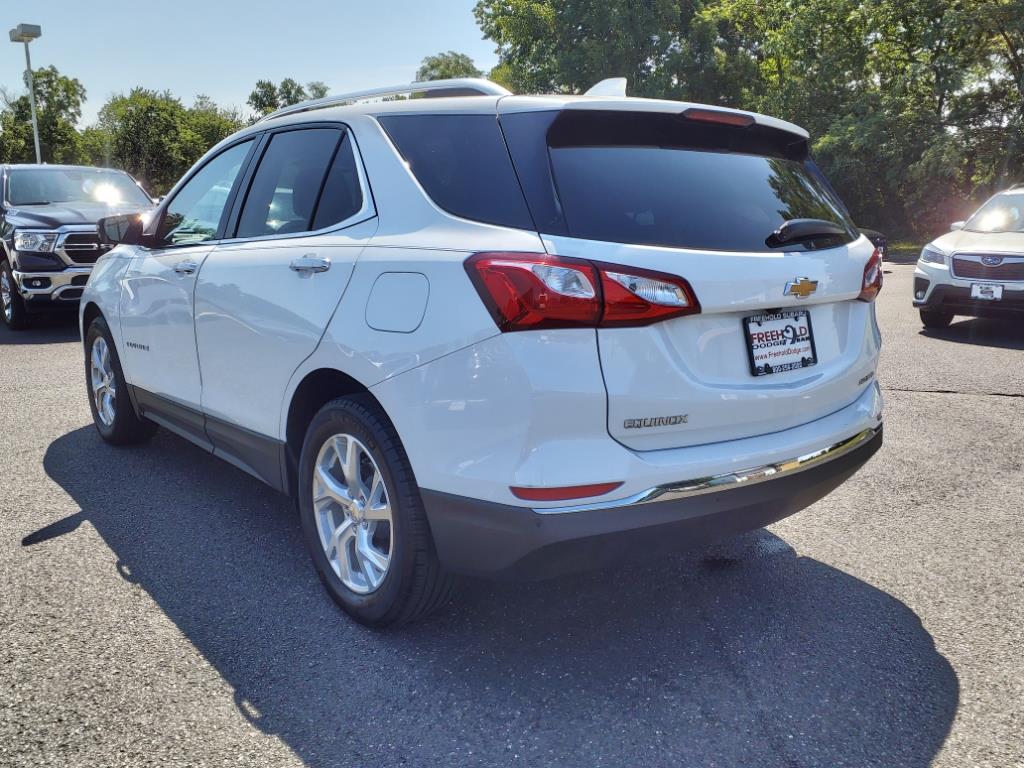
[
  {"left": 6, "top": 168, "right": 152, "bottom": 207},
  {"left": 965, "top": 192, "right": 1024, "bottom": 233}
]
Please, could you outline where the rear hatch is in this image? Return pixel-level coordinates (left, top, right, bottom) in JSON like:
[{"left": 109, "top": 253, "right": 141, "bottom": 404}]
[{"left": 499, "top": 102, "right": 879, "bottom": 451}]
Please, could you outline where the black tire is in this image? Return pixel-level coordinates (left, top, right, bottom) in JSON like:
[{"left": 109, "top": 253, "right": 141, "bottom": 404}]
[
  {"left": 920, "top": 308, "right": 954, "bottom": 329},
  {"left": 1, "top": 259, "right": 30, "bottom": 330},
  {"left": 298, "top": 395, "right": 454, "bottom": 627},
  {"left": 84, "top": 316, "right": 158, "bottom": 445}
]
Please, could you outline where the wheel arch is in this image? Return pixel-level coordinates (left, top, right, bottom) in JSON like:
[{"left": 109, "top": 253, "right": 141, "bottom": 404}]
[
  {"left": 81, "top": 301, "right": 104, "bottom": 336},
  {"left": 283, "top": 367, "right": 386, "bottom": 497}
]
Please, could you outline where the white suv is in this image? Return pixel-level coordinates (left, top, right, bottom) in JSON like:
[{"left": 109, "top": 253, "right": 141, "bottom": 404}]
[
  {"left": 914, "top": 186, "right": 1024, "bottom": 327},
  {"left": 81, "top": 78, "right": 884, "bottom": 627}
]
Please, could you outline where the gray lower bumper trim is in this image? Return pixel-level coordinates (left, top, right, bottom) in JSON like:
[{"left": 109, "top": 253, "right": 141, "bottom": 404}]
[{"left": 536, "top": 424, "right": 883, "bottom": 514}]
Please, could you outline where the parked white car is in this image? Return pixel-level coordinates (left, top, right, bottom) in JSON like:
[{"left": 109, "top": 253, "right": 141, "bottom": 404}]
[
  {"left": 81, "top": 78, "right": 884, "bottom": 627},
  {"left": 915, "top": 185, "right": 1024, "bottom": 327}
]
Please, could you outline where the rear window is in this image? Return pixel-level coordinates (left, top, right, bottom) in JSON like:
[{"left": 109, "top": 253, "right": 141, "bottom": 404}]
[
  {"left": 376, "top": 114, "right": 533, "bottom": 230},
  {"left": 503, "top": 110, "right": 856, "bottom": 252}
]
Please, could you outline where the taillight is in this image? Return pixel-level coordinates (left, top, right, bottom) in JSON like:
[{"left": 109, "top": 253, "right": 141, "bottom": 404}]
[
  {"left": 465, "top": 252, "right": 700, "bottom": 331},
  {"left": 858, "top": 247, "right": 883, "bottom": 302}
]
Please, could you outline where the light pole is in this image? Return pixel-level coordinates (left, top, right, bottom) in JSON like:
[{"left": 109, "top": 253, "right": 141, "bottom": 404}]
[{"left": 8, "top": 23, "right": 42, "bottom": 164}]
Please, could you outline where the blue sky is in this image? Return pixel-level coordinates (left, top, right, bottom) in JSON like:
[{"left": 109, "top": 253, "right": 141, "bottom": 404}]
[{"left": 1, "top": 0, "right": 498, "bottom": 125}]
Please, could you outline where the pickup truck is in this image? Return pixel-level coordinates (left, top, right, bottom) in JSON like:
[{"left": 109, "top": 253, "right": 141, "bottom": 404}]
[{"left": 1, "top": 164, "right": 153, "bottom": 330}]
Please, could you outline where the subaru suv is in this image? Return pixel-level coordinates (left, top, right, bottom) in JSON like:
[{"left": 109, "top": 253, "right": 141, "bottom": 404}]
[
  {"left": 915, "top": 185, "right": 1024, "bottom": 327},
  {"left": 1, "top": 164, "right": 153, "bottom": 329},
  {"left": 82, "top": 78, "right": 884, "bottom": 627}
]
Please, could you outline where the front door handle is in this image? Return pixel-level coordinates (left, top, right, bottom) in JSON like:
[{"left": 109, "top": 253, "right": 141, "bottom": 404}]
[
  {"left": 289, "top": 255, "right": 331, "bottom": 274},
  {"left": 174, "top": 260, "right": 199, "bottom": 275}
]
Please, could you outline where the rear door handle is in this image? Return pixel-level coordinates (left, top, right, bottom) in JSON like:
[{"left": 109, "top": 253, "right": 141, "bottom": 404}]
[
  {"left": 174, "top": 260, "right": 199, "bottom": 275},
  {"left": 289, "top": 255, "right": 330, "bottom": 274}
]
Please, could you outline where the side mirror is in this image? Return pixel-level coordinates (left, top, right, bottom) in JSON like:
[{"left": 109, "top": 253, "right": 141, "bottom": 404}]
[
  {"left": 98, "top": 213, "right": 150, "bottom": 247},
  {"left": 950, "top": 221, "right": 965, "bottom": 231}
]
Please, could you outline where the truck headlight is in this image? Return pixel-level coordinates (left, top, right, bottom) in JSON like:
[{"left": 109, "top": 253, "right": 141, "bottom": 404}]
[
  {"left": 14, "top": 230, "right": 59, "bottom": 253},
  {"left": 919, "top": 245, "right": 946, "bottom": 265}
]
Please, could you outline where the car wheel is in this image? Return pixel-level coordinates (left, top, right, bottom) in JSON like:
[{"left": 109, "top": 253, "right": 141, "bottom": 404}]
[
  {"left": 920, "top": 308, "right": 954, "bottom": 329},
  {"left": 85, "top": 317, "right": 158, "bottom": 445},
  {"left": 1, "top": 259, "right": 30, "bottom": 330},
  {"left": 298, "top": 395, "right": 454, "bottom": 627}
]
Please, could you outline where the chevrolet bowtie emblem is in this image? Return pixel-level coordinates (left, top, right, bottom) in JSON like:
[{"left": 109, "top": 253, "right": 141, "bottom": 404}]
[{"left": 784, "top": 277, "right": 818, "bottom": 299}]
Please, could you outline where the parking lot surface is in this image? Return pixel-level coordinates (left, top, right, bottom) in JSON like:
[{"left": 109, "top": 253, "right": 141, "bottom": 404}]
[{"left": 1, "top": 264, "right": 1021, "bottom": 767}]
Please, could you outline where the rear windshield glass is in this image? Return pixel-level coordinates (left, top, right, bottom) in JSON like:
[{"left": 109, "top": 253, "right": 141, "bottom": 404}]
[
  {"left": 549, "top": 148, "right": 854, "bottom": 251},
  {"left": 376, "top": 114, "right": 533, "bottom": 230},
  {"left": 502, "top": 110, "right": 856, "bottom": 252}
]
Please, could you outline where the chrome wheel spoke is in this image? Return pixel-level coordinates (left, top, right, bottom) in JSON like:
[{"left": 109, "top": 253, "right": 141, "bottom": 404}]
[
  {"left": 314, "top": 463, "right": 353, "bottom": 508},
  {"left": 363, "top": 469, "right": 391, "bottom": 521}
]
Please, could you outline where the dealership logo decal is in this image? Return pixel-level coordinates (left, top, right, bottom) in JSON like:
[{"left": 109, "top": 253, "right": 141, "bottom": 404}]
[
  {"left": 624, "top": 415, "right": 688, "bottom": 429},
  {"left": 784, "top": 277, "right": 818, "bottom": 299}
]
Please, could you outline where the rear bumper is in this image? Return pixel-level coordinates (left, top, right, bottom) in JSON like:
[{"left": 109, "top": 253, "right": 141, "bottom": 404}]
[{"left": 423, "top": 425, "right": 882, "bottom": 579}]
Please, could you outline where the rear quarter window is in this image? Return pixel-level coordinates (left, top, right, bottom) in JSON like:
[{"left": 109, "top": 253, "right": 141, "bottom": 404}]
[{"left": 376, "top": 114, "right": 533, "bottom": 230}]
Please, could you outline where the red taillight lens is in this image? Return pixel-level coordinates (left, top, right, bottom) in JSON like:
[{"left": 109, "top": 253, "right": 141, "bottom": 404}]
[
  {"left": 858, "top": 247, "right": 883, "bottom": 302},
  {"left": 465, "top": 252, "right": 600, "bottom": 331},
  {"left": 465, "top": 252, "right": 701, "bottom": 331}
]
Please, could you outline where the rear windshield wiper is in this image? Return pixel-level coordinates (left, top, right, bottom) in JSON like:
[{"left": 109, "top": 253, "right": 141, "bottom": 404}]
[
  {"left": 13, "top": 200, "right": 52, "bottom": 206},
  {"left": 766, "top": 218, "right": 846, "bottom": 248}
]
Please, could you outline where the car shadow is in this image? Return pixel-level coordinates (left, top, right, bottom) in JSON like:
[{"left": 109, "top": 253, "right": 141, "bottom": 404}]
[
  {"left": 30, "top": 426, "right": 958, "bottom": 767},
  {"left": 0, "top": 313, "right": 79, "bottom": 345},
  {"left": 920, "top": 317, "right": 1024, "bottom": 350}
]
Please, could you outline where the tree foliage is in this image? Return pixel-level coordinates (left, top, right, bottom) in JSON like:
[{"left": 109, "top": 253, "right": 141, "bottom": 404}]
[
  {"left": 0, "top": 66, "right": 87, "bottom": 164},
  {"left": 246, "top": 78, "right": 332, "bottom": 117},
  {"left": 475, "top": 0, "right": 1024, "bottom": 237},
  {"left": 416, "top": 51, "right": 484, "bottom": 81},
  {"left": 83, "top": 90, "right": 244, "bottom": 194}
]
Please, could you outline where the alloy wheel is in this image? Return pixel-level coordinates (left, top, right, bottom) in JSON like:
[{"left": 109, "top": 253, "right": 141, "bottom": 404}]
[
  {"left": 89, "top": 337, "right": 116, "bottom": 426},
  {"left": 312, "top": 433, "right": 393, "bottom": 594}
]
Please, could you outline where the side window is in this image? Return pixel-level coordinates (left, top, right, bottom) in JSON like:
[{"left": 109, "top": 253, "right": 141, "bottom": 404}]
[
  {"left": 235, "top": 128, "right": 341, "bottom": 239},
  {"left": 376, "top": 114, "right": 533, "bottom": 230},
  {"left": 156, "top": 140, "right": 253, "bottom": 247},
  {"left": 312, "top": 133, "right": 363, "bottom": 230}
]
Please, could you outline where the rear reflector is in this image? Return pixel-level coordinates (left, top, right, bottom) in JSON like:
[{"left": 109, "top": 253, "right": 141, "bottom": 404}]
[
  {"left": 510, "top": 482, "right": 624, "bottom": 502},
  {"left": 681, "top": 107, "right": 755, "bottom": 128},
  {"left": 465, "top": 252, "right": 700, "bottom": 331},
  {"left": 858, "top": 247, "right": 883, "bottom": 302}
]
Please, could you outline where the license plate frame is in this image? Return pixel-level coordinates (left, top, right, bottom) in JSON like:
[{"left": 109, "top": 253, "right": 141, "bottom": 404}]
[
  {"left": 970, "top": 282, "right": 1003, "bottom": 301},
  {"left": 743, "top": 309, "right": 818, "bottom": 377}
]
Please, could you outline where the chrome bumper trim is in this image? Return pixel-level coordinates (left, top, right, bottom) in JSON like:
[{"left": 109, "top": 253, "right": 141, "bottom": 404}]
[
  {"left": 13, "top": 267, "right": 92, "bottom": 299},
  {"left": 534, "top": 424, "right": 883, "bottom": 515}
]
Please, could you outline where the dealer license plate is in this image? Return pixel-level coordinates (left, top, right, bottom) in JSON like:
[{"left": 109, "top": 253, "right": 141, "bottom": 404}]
[
  {"left": 970, "top": 283, "right": 1003, "bottom": 301},
  {"left": 743, "top": 309, "right": 818, "bottom": 377}
]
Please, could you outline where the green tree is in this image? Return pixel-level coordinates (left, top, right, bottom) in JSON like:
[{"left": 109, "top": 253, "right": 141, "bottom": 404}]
[
  {"left": 0, "top": 66, "right": 87, "bottom": 164},
  {"left": 474, "top": 0, "right": 1024, "bottom": 238},
  {"left": 187, "top": 95, "right": 245, "bottom": 149},
  {"left": 416, "top": 51, "right": 483, "bottom": 81},
  {"left": 91, "top": 89, "right": 205, "bottom": 194},
  {"left": 247, "top": 79, "right": 331, "bottom": 118}
]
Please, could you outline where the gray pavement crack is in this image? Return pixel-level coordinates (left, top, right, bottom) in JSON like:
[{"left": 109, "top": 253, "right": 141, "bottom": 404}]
[{"left": 882, "top": 386, "right": 1023, "bottom": 399}]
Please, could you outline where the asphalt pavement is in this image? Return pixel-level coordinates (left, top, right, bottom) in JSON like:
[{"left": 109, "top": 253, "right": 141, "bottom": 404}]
[{"left": 0, "top": 264, "right": 1021, "bottom": 767}]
